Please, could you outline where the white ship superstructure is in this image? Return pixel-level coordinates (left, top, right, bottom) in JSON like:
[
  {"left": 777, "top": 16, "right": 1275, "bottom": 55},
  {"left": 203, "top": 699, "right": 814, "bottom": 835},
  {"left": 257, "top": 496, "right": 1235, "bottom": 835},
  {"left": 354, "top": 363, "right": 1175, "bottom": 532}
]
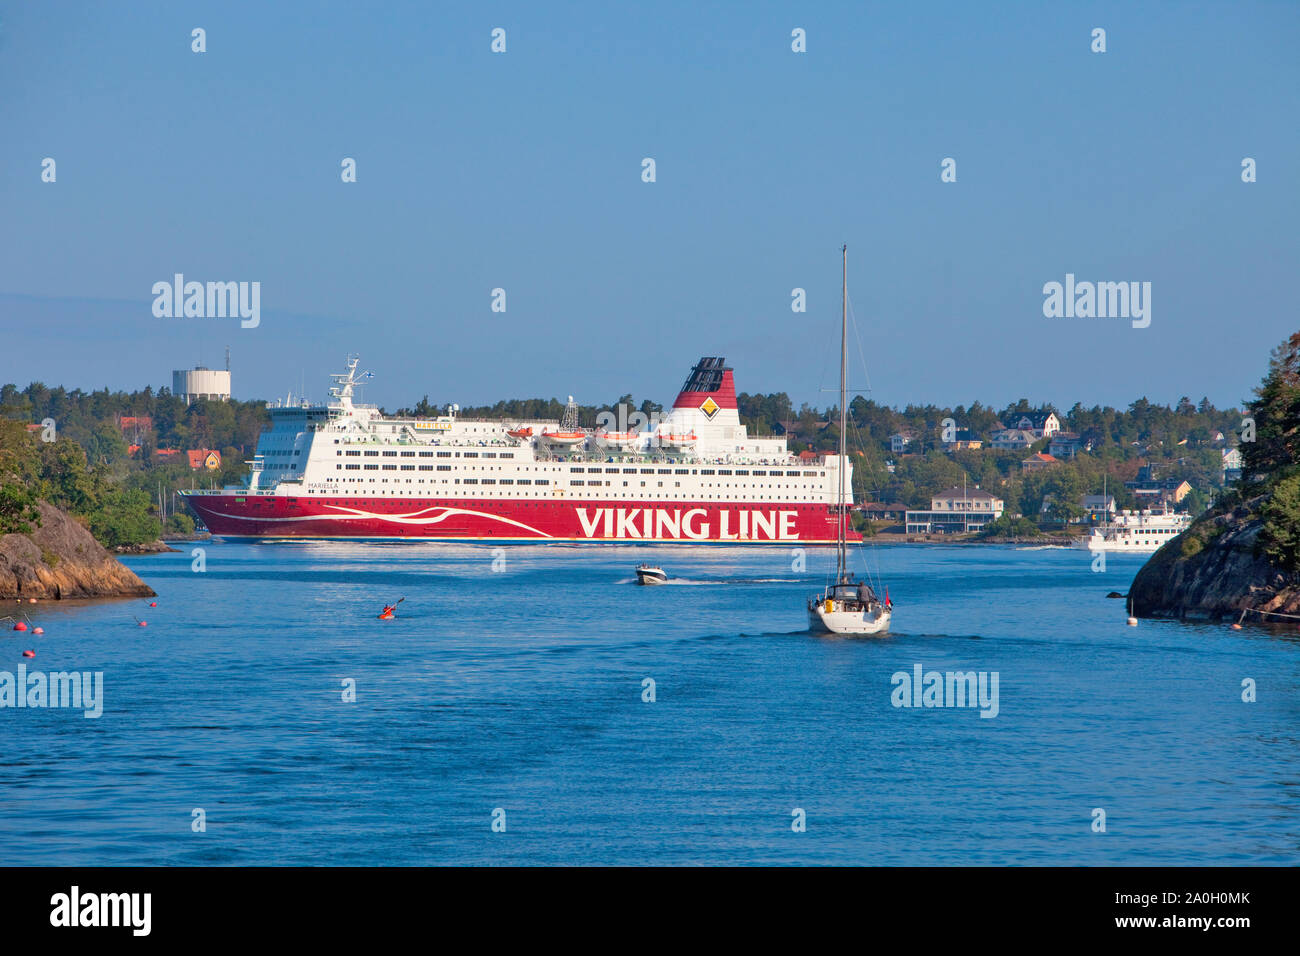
[{"left": 1078, "top": 506, "right": 1192, "bottom": 553}]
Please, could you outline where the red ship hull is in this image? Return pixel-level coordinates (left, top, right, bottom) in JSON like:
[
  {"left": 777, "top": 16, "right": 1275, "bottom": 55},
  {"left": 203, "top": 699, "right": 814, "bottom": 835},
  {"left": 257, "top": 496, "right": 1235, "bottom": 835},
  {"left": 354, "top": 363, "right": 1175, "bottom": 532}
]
[{"left": 184, "top": 494, "right": 860, "bottom": 544}]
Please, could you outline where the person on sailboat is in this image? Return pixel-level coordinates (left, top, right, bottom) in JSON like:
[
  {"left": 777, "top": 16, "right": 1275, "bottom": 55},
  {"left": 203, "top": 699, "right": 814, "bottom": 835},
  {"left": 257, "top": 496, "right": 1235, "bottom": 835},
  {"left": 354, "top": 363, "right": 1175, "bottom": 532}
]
[{"left": 857, "top": 581, "right": 877, "bottom": 605}]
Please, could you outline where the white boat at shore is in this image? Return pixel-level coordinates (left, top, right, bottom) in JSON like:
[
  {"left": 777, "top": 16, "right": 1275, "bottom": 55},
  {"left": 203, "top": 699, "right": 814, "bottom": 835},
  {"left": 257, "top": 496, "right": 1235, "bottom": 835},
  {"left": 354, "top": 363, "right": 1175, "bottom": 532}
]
[{"left": 1075, "top": 505, "right": 1191, "bottom": 553}]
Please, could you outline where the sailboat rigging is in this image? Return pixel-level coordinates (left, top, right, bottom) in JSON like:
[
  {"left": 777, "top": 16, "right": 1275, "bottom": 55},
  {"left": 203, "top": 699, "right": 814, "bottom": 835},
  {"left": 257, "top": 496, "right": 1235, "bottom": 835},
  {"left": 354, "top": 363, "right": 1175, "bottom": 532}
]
[{"left": 806, "top": 245, "right": 893, "bottom": 636}]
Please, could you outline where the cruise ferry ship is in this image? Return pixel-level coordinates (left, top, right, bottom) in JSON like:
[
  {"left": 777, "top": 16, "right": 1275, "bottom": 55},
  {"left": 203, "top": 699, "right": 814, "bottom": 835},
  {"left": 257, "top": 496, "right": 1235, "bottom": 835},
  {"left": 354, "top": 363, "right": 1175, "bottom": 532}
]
[
  {"left": 1076, "top": 506, "right": 1192, "bottom": 553},
  {"left": 181, "top": 356, "right": 858, "bottom": 544}
]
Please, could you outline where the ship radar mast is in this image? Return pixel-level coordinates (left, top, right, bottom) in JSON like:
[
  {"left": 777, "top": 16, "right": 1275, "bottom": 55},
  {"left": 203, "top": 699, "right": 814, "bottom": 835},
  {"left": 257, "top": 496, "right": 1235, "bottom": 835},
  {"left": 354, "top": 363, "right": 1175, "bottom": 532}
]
[
  {"left": 560, "top": 395, "right": 579, "bottom": 432},
  {"left": 328, "top": 354, "right": 373, "bottom": 410}
]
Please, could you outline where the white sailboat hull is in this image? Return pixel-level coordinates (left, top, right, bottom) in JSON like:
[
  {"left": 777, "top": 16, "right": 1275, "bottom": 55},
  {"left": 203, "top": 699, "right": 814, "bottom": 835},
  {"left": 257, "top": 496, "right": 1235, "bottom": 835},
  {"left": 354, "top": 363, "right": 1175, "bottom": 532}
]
[{"left": 808, "top": 602, "right": 891, "bottom": 636}]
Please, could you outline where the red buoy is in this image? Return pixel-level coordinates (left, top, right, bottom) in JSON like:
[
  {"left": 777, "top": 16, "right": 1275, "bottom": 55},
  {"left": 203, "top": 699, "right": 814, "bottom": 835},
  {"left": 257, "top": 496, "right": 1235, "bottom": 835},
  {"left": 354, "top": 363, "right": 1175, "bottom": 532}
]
[
  {"left": 33, "top": 627, "right": 43, "bottom": 635},
  {"left": 138, "top": 621, "right": 147, "bottom": 627},
  {"left": 22, "top": 650, "right": 34, "bottom": 658},
  {"left": 149, "top": 601, "right": 157, "bottom": 607},
  {"left": 13, "top": 622, "right": 27, "bottom": 631}
]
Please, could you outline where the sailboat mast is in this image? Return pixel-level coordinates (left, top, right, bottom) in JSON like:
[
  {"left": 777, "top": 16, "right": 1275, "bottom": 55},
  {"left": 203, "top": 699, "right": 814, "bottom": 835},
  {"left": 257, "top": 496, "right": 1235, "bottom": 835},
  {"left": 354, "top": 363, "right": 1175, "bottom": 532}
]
[{"left": 839, "top": 244, "right": 848, "bottom": 578}]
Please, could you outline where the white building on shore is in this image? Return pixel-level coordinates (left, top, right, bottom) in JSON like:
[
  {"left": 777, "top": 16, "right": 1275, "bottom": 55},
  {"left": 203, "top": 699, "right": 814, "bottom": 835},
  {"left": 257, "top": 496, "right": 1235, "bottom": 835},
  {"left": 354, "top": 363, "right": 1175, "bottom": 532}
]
[{"left": 906, "top": 486, "right": 1005, "bottom": 534}]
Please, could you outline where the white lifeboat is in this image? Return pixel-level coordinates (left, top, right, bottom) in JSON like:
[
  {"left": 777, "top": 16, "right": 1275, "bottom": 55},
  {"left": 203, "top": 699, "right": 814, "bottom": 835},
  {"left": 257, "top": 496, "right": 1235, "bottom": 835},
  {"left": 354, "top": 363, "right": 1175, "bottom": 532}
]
[{"left": 657, "top": 431, "right": 697, "bottom": 451}]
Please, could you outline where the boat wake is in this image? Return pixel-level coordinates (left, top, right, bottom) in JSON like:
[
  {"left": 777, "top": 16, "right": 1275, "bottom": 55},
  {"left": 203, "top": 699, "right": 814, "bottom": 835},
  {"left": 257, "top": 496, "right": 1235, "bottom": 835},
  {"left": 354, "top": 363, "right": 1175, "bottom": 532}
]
[{"left": 621, "top": 576, "right": 802, "bottom": 586}]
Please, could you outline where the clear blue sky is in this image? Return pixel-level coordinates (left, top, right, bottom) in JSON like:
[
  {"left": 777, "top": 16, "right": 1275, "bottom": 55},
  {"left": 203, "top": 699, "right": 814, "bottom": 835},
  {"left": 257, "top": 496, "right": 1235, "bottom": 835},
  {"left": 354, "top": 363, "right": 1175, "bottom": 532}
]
[{"left": 1, "top": 1, "right": 1296, "bottom": 413}]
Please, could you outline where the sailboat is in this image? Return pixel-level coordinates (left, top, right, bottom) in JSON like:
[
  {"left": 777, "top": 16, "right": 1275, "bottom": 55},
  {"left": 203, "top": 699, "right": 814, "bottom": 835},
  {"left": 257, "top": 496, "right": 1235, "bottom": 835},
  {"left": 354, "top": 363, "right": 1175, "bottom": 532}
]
[{"left": 807, "top": 245, "right": 892, "bottom": 636}]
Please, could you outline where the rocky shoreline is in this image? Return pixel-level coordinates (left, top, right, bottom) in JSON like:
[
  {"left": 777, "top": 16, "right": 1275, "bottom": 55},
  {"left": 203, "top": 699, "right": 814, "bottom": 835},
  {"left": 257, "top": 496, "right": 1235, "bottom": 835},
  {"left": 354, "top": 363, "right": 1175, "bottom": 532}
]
[
  {"left": 0, "top": 501, "right": 156, "bottom": 600},
  {"left": 1130, "top": 496, "right": 1300, "bottom": 621}
]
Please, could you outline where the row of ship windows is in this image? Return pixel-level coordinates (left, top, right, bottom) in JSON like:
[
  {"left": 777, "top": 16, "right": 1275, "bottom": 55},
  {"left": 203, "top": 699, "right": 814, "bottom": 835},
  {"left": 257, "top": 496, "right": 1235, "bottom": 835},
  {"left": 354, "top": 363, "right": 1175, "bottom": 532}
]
[
  {"left": 330, "top": 427, "right": 501, "bottom": 436},
  {"left": 331, "top": 463, "right": 820, "bottom": 489},
  {"left": 569, "top": 467, "right": 822, "bottom": 477},
  {"left": 332, "top": 471, "right": 551, "bottom": 484},
  {"left": 327, "top": 449, "right": 817, "bottom": 476},
  {"left": 326, "top": 455, "right": 821, "bottom": 478},
  {"left": 336, "top": 450, "right": 517, "bottom": 459}
]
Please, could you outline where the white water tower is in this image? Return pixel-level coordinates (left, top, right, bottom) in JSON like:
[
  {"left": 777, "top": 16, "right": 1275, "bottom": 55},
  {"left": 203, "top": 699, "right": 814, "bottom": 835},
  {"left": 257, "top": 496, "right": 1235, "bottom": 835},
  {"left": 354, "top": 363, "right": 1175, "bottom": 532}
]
[{"left": 173, "top": 365, "right": 231, "bottom": 405}]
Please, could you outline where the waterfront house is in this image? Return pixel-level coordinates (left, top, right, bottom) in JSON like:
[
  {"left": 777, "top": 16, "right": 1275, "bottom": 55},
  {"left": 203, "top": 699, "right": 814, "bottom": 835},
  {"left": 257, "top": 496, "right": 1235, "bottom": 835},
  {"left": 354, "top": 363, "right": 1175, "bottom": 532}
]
[
  {"left": 906, "top": 486, "right": 1005, "bottom": 534},
  {"left": 1081, "top": 494, "right": 1116, "bottom": 520}
]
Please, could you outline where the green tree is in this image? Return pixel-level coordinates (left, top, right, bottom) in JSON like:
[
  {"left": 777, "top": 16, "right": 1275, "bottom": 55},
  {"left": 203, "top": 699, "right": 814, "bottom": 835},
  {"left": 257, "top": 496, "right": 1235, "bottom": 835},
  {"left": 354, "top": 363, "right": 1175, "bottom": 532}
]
[
  {"left": 0, "top": 482, "right": 40, "bottom": 534},
  {"left": 1260, "top": 474, "right": 1300, "bottom": 571},
  {"left": 1242, "top": 332, "right": 1300, "bottom": 488},
  {"left": 87, "top": 489, "right": 159, "bottom": 548}
]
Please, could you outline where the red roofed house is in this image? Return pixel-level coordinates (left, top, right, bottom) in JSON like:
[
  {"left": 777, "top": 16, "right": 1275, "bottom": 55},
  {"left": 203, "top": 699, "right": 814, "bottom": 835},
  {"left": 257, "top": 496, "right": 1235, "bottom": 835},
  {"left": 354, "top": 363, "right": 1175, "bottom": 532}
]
[{"left": 187, "top": 449, "right": 222, "bottom": 470}]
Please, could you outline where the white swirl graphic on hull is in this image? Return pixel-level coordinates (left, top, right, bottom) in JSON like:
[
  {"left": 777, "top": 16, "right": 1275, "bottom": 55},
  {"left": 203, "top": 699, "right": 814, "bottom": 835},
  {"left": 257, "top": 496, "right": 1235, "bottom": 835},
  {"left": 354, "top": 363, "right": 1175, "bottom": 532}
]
[{"left": 196, "top": 502, "right": 552, "bottom": 537}]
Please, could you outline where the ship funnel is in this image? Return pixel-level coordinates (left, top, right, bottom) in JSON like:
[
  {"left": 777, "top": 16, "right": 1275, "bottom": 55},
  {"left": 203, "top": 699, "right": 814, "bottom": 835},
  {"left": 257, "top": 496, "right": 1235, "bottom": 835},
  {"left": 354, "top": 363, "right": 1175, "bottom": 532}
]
[{"left": 672, "top": 356, "right": 737, "bottom": 411}]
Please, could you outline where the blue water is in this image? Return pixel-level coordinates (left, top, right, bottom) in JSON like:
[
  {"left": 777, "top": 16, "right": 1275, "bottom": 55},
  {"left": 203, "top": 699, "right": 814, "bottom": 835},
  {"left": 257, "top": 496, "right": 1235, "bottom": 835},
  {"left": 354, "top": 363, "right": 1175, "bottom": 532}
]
[{"left": 3, "top": 541, "right": 1298, "bottom": 865}]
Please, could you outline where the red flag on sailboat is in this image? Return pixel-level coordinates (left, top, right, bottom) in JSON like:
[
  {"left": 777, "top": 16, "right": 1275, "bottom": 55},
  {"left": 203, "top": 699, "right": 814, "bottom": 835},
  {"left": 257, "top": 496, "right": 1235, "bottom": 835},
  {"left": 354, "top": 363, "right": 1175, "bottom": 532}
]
[{"left": 885, "top": 588, "right": 892, "bottom": 608}]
